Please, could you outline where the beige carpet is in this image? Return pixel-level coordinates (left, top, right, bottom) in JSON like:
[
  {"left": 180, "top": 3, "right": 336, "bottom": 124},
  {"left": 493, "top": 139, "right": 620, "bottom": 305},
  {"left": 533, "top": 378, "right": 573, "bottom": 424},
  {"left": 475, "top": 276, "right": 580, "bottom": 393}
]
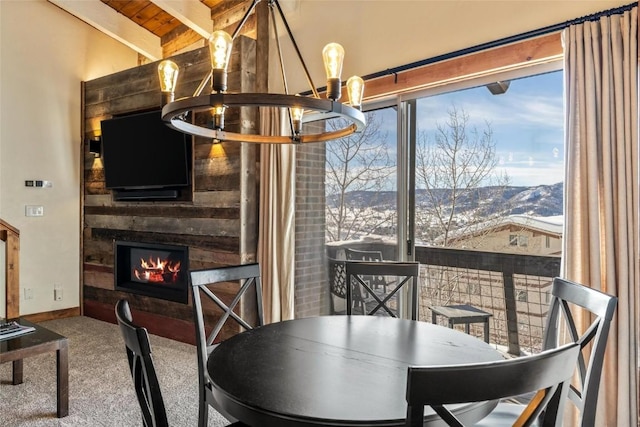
[{"left": 0, "top": 316, "right": 232, "bottom": 427}]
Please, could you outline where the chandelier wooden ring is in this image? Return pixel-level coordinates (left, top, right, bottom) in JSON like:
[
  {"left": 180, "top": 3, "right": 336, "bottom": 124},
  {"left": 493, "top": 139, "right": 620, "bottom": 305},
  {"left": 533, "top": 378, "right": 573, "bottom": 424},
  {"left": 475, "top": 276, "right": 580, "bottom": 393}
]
[{"left": 162, "top": 93, "right": 366, "bottom": 144}]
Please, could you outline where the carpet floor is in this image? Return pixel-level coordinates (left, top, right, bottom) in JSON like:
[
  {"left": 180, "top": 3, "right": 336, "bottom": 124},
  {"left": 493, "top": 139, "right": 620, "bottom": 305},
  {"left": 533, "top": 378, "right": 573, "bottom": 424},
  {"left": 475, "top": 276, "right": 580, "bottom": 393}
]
[{"left": 0, "top": 316, "right": 232, "bottom": 427}]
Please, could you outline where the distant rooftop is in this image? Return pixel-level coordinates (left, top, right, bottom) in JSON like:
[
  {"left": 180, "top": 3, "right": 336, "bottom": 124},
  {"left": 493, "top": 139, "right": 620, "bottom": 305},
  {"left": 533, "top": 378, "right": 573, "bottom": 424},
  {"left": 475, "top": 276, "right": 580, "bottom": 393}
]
[{"left": 440, "top": 214, "right": 564, "bottom": 244}]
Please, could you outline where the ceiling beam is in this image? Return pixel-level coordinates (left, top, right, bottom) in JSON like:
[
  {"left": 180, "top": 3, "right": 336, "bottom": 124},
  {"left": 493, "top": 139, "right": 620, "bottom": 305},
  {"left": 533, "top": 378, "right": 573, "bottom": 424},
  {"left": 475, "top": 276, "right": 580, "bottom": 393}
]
[
  {"left": 150, "top": 0, "right": 213, "bottom": 40},
  {"left": 47, "top": 0, "right": 162, "bottom": 61}
]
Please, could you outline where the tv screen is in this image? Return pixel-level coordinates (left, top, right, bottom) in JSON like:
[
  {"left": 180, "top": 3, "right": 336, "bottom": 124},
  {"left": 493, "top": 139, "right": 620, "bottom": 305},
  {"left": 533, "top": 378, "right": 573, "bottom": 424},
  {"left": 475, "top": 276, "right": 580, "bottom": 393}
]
[{"left": 101, "top": 110, "right": 190, "bottom": 191}]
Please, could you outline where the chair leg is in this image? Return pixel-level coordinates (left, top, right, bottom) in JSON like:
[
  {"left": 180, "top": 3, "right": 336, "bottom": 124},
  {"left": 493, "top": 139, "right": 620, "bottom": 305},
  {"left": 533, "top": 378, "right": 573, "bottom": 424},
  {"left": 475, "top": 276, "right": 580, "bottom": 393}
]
[{"left": 198, "top": 396, "right": 209, "bottom": 427}]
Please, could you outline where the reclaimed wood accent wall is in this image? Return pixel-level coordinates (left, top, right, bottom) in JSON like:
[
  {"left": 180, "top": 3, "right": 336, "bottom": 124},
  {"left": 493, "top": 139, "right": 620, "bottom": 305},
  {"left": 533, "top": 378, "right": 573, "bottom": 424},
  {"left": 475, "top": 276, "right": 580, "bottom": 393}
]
[{"left": 82, "top": 38, "right": 258, "bottom": 344}]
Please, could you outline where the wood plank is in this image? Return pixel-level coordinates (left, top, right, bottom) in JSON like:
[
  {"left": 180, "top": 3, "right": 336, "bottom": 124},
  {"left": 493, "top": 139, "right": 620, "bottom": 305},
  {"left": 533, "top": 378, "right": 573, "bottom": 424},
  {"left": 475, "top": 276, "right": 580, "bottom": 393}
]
[
  {"left": 22, "top": 308, "right": 81, "bottom": 323},
  {"left": 363, "top": 33, "right": 562, "bottom": 102},
  {"left": 83, "top": 239, "right": 115, "bottom": 265},
  {"left": 85, "top": 214, "right": 240, "bottom": 237},
  {"left": 209, "top": 0, "right": 252, "bottom": 30},
  {"left": 188, "top": 247, "right": 242, "bottom": 268},
  {"left": 83, "top": 269, "right": 114, "bottom": 291},
  {"left": 82, "top": 297, "right": 198, "bottom": 345},
  {"left": 161, "top": 25, "right": 204, "bottom": 57},
  {"left": 84, "top": 205, "right": 239, "bottom": 219},
  {"left": 88, "top": 228, "right": 240, "bottom": 252},
  {"left": 193, "top": 191, "right": 241, "bottom": 207},
  {"left": 3, "top": 231, "right": 20, "bottom": 319}
]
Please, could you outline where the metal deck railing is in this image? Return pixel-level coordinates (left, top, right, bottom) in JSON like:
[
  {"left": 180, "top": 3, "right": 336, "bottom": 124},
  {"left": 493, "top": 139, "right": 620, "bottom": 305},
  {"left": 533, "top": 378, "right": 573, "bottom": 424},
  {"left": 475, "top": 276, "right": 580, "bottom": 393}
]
[{"left": 327, "top": 243, "right": 561, "bottom": 355}]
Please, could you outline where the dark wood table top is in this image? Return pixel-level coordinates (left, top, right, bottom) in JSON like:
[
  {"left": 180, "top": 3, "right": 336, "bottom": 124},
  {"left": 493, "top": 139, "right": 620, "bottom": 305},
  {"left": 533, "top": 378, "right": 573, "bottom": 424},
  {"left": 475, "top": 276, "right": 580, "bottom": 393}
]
[
  {"left": 0, "top": 318, "right": 67, "bottom": 359},
  {"left": 207, "top": 315, "right": 503, "bottom": 427}
]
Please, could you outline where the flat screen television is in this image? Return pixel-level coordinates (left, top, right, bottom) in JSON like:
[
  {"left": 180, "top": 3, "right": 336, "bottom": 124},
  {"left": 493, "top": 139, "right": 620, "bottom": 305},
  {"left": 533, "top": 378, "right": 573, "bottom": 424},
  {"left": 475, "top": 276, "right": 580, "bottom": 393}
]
[{"left": 101, "top": 110, "right": 191, "bottom": 200}]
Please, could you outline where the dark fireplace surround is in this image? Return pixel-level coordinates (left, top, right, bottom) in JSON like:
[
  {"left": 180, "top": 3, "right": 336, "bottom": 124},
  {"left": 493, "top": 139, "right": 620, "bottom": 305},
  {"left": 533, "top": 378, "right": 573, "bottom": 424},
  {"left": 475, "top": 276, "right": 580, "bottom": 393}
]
[{"left": 114, "top": 241, "right": 189, "bottom": 304}]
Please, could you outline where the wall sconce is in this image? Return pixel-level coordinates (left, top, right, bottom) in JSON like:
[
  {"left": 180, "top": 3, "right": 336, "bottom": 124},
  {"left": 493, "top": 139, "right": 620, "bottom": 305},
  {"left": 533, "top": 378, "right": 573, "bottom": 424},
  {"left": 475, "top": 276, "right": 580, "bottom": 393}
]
[{"left": 88, "top": 136, "right": 101, "bottom": 158}]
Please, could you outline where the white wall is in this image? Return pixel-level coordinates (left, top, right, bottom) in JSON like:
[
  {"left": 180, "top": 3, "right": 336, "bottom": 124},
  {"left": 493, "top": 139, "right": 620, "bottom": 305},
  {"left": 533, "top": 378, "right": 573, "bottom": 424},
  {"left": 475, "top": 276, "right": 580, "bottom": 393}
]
[
  {"left": 273, "top": 0, "right": 633, "bottom": 94},
  {"left": 0, "top": 0, "right": 137, "bottom": 316}
]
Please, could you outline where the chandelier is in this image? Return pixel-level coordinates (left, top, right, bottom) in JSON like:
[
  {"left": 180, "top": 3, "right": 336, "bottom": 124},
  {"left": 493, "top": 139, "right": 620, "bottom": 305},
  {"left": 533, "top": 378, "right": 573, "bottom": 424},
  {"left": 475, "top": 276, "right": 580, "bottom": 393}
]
[{"left": 157, "top": 0, "right": 366, "bottom": 144}]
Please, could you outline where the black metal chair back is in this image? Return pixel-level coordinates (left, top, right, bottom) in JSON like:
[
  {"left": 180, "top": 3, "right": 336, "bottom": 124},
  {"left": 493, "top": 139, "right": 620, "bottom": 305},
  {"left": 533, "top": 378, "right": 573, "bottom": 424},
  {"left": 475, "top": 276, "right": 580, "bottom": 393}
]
[
  {"left": 115, "top": 299, "right": 168, "bottom": 427},
  {"left": 540, "top": 277, "right": 617, "bottom": 426},
  {"left": 405, "top": 343, "right": 581, "bottom": 427},
  {"left": 189, "top": 263, "right": 264, "bottom": 427},
  {"left": 345, "top": 248, "right": 388, "bottom": 291},
  {"left": 346, "top": 261, "right": 420, "bottom": 320}
]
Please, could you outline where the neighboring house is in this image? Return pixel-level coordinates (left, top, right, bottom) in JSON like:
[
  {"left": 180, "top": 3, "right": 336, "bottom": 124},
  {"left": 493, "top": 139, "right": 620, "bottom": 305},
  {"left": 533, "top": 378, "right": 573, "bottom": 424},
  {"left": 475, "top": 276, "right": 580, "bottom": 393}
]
[
  {"left": 425, "top": 214, "right": 563, "bottom": 351},
  {"left": 439, "top": 215, "right": 563, "bottom": 256}
]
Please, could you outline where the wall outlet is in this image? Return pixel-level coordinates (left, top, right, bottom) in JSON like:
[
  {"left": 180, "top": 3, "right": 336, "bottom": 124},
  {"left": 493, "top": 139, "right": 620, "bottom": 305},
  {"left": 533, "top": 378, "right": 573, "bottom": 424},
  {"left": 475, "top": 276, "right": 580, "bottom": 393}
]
[
  {"left": 24, "top": 288, "right": 33, "bottom": 300},
  {"left": 54, "top": 286, "right": 63, "bottom": 301}
]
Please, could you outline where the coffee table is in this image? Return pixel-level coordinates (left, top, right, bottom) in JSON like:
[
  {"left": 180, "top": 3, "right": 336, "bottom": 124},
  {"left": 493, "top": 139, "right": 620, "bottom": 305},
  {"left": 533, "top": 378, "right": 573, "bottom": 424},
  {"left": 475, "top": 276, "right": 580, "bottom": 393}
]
[{"left": 0, "top": 318, "right": 69, "bottom": 417}]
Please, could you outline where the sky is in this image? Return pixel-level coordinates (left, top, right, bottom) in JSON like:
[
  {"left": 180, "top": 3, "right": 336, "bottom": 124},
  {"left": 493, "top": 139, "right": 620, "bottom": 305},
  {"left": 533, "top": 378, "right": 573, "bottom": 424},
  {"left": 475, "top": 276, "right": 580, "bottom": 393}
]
[
  {"left": 416, "top": 70, "right": 564, "bottom": 187},
  {"left": 366, "top": 70, "right": 564, "bottom": 188}
]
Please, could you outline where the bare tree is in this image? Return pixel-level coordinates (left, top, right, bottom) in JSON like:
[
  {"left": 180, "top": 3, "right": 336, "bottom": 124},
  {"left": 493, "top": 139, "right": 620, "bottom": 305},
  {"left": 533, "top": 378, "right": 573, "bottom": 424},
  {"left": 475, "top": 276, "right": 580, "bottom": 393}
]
[
  {"left": 415, "top": 105, "right": 510, "bottom": 247},
  {"left": 325, "top": 112, "right": 395, "bottom": 242}
]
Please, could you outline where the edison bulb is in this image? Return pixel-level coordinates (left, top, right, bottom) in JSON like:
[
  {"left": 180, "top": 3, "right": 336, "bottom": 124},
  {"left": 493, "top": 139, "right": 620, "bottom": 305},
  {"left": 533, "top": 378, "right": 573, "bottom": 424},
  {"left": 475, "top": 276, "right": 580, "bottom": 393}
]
[
  {"left": 322, "top": 43, "right": 345, "bottom": 101},
  {"left": 347, "top": 76, "right": 364, "bottom": 109}
]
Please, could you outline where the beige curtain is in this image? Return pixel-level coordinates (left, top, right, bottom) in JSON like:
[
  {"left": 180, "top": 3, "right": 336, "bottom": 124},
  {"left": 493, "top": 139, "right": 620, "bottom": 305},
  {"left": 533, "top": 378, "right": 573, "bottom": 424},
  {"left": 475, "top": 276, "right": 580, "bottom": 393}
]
[
  {"left": 562, "top": 7, "right": 638, "bottom": 426},
  {"left": 258, "top": 107, "right": 295, "bottom": 324}
]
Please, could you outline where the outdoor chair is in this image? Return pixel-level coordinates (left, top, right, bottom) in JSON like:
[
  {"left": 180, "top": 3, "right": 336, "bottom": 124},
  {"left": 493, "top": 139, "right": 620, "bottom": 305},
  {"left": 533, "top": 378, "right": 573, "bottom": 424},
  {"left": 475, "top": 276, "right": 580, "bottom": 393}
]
[
  {"left": 328, "top": 257, "right": 368, "bottom": 315},
  {"left": 345, "top": 248, "right": 389, "bottom": 292},
  {"left": 406, "top": 342, "right": 580, "bottom": 427},
  {"left": 189, "top": 263, "right": 263, "bottom": 427},
  {"left": 346, "top": 261, "right": 420, "bottom": 320}
]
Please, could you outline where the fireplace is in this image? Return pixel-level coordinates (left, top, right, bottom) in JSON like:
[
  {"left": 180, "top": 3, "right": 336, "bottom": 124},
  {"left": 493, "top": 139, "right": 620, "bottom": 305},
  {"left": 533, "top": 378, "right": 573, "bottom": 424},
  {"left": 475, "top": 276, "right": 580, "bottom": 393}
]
[{"left": 114, "top": 241, "right": 189, "bottom": 304}]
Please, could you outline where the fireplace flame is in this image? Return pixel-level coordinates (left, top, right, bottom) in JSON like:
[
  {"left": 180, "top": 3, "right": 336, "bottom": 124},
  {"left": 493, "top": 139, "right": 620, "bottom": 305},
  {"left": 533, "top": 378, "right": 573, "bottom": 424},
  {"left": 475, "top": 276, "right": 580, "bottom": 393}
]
[{"left": 133, "top": 255, "right": 181, "bottom": 284}]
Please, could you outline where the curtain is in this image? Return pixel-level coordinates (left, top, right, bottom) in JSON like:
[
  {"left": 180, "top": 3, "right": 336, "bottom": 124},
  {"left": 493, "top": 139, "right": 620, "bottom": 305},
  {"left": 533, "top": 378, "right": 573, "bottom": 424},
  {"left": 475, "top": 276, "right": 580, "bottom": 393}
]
[
  {"left": 562, "top": 7, "right": 638, "bottom": 426},
  {"left": 258, "top": 107, "right": 295, "bottom": 324}
]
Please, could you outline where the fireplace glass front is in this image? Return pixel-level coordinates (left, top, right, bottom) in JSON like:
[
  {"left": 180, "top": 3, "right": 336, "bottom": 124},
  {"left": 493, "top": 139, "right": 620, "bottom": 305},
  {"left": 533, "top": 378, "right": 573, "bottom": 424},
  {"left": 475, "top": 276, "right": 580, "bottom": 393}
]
[{"left": 114, "top": 241, "right": 189, "bottom": 304}]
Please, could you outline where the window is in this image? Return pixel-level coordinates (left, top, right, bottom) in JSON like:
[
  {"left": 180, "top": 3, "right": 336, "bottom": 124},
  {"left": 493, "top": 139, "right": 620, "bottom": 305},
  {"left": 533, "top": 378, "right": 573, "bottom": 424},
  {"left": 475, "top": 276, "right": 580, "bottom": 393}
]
[
  {"left": 317, "top": 33, "right": 564, "bottom": 326},
  {"left": 413, "top": 71, "right": 563, "bottom": 251},
  {"left": 509, "top": 234, "right": 529, "bottom": 247},
  {"left": 516, "top": 290, "right": 528, "bottom": 302}
]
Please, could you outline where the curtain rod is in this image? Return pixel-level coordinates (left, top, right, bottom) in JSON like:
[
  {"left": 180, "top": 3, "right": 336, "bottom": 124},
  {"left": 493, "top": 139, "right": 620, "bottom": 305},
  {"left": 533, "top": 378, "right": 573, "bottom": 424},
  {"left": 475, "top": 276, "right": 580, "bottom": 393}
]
[{"left": 302, "top": 1, "right": 636, "bottom": 95}]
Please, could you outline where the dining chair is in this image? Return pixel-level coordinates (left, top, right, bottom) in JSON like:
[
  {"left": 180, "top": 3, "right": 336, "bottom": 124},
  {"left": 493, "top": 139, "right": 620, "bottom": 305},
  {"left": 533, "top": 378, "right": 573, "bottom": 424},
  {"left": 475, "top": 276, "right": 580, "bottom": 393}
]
[
  {"left": 405, "top": 342, "right": 581, "bottom": 427},
  {"left": 346, "top": 261, "right": 420, "bottom": 320},
  {"left": 538, "top": 277, "right": 617, "bottom": 426},
  {"left": 116, "top": 299, "right": 247, "bottom": 427},
  {"left": 115, "top": 299, "right": 168, "bottom": 427},
  {"left": 189, "top": 263, "right": 264, "bottom": 427},
  {"left": 479, "top": 277, "right": 617, "bottom": 426},
  {"left": 345, "top": 248, "right": 388, "bottom": 292}
]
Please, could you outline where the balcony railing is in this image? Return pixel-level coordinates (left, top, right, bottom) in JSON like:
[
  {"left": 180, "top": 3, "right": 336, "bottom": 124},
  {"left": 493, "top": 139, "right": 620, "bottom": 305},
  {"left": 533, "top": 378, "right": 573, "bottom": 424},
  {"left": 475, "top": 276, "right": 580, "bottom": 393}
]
[{"left": 328, "top": 243, "right": 561, "bottom": 355}]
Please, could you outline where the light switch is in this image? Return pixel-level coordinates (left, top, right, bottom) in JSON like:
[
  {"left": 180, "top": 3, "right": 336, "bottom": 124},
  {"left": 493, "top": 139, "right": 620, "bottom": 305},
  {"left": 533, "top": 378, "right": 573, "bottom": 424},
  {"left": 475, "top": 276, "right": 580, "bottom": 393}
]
[{"left": 25, "top": 205, "right": 44, "bottom": 217}]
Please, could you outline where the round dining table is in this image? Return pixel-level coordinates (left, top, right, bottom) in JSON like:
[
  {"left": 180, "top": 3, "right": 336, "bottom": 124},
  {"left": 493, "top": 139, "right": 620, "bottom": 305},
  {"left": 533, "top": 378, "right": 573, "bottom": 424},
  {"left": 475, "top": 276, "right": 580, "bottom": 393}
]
[{"left": 207, "top": 315, "right": 503, "bottom": 427}]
